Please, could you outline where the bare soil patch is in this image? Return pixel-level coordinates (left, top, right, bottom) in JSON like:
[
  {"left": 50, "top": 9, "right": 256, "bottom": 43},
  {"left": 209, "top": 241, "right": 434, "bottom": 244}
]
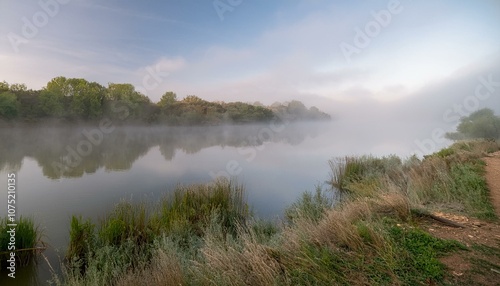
[{"left": 418, "top": 213, "right": 500, "bottom": 285}]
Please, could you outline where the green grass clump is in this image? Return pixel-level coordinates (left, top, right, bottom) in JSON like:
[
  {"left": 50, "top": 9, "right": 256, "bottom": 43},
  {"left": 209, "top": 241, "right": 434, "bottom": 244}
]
[
  {"left": 151, "top": 179, "right": 248, "bottom": 239},
  {"left": 329, "top": 155, "right": 403, "bottom": 200},
  {"left": 388, "top": 224, "right": 465, "bottom": 284},
  {"left": 285, "top": 243, "right": 351, "bottom": 285},
  {"left": 436, "top": 147, "right": 455, "bottom": 158},
  {"left": 449, "top": 162, "right": 496, "bottom": 220},
  {"left": 61, "top": 179, "right": 248, "bottom": 285},
  {"left": 67, "top": 216, "right": 95, "bottom": 273},
  {"left": 285, "top": 186, "right": 332, "bottom": 222},
  {"left": 0, "top": 216, "right": 44, "bottom": 267},
  {"left": 99, "top": 201, "right": 150, "bottom": 246}
]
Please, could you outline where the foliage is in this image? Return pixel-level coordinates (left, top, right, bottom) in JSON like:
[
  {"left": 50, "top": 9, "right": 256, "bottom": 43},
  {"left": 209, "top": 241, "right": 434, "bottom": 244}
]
[
  {"left": 0, "top": 91, "right": 20, "bottom": 119},
  {"left": 0, "top": 77, "right": 331, "bottom": 125},
  {"left": 157, "top": 91, "right": 177, "bottom": 108},
  {"left": 446, "top": 108, "right": 500, "bottom": 140},
  {"left": 106, "top": 83, "right": 136, "bottom": 101},
  {"left": 16, "top": 89, "right": 42, "bottom": 119},
  {"left": 223, "top": 101, "right": 274, "bottom": 123},
  {"left": 270, "top": 100, "right": 331, "bottom": 121},
  {"left": 68, "top": 79, "right": 106, "bottom": 119},
  {"left": 39, "top": 89, "right": 65, "bottom": 117},
  {"left": 0, "top": 81, "right": 9, "bottom": 92},
  {"left": 0, "top": 216, "right": 44, "bottom": 267},
  {"left": 106, "top": 83, "right": 152, "bottom": 120},
  {"left": 9, "top": 83, "right": 27, "bottom": 92}
]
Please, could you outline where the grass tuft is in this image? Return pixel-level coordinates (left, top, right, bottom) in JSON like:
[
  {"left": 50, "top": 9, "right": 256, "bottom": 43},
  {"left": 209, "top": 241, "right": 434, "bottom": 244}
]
[
  {"left": 59, "top": 178, "right": 248, "bottom": 285},
  {"left": 0, "top": 216, "right": 44, "bottom": 267}
]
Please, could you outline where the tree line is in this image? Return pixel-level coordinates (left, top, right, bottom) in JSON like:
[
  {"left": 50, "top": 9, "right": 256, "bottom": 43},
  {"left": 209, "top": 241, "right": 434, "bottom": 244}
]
[{"left": 0, "top": 77, "right": 330, "bottom": 125}]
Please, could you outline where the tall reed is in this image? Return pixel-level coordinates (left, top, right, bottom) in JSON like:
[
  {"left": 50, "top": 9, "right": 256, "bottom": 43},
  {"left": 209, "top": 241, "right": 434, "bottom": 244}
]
[{"left": 0, "top": 216, "right": 44, "bottom": 267}]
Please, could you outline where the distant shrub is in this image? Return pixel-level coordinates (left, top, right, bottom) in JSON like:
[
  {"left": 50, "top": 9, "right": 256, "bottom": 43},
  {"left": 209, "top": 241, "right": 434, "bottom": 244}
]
[{"left": 446, "top": 108, "right": 500, "bottom": 140}]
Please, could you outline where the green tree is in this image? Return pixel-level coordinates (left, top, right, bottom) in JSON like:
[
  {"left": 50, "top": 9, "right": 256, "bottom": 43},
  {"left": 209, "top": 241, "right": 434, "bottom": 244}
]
[
  {"left": 158, "top": 91, "right": 177, "bottom": 108},
  {"left": 224, "top": 102, "right": 274, "bottom": 123},
  {"left": 44, "top": 76, "right": 73, "bottom": 117},
  {"left": 68, "top": 79, "right": 105, "bottom": 119},
  {"left": 16, "top": 89, "right": 41, "bottom": 119},
  {"left": 45, "top": 77, "right": 72, "bottom": 97},
  {"left": 107, "top": 83, "right": 136, "bottom": 101},
  {"left": 105, "top": 83, "right": 152, "bottom": 120},
  {"left": 182, "top": 95, "right": 205, "bottom": 104},
  {"left": 287, "top": 100, "right": 307, "bottom": 115},
  {"left": 9, "top": 83, "right": 27, "bottom": 92},
  {"left": 39, "top": 90, "right": 64, "bottom": 117},
  {"left": 0, "top": 91, "right": 20, "bottom": 119},
  {"left": 446, "top": 108, "right": 500, "bottom": 140},
  {"left": 0, "top": 81, "right": 9, "bottom": 92}
]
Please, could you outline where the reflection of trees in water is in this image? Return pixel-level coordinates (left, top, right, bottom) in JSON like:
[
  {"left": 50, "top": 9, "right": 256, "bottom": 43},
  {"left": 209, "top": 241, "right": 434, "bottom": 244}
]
[
  {"left": 0, "top": 123, "right": 326, "bottom": 179},
  {"left": 100, "top": 130, "right": 151, "bottom": 171}
]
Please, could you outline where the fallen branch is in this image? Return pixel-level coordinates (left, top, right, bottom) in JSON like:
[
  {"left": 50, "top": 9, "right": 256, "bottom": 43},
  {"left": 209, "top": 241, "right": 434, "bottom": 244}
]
[
  {"left": 411, "top": 209, "right": 465, "bottom": 228},
  {"left": 0, "top": 246, "right": 46, "bottom": 255}
]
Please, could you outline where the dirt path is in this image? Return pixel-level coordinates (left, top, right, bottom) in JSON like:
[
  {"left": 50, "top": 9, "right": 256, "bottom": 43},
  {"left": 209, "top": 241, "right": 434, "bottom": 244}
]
[
  {"left": 484, "top": 151, "right": 500, "bottom": 218},
  {"left": 415, "top": 152, "right": 500, "bottom": 285}
]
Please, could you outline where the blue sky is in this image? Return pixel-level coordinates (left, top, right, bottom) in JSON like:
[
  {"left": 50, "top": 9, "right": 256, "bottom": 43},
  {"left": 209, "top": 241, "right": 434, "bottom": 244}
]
[{"left": 1, "top": 0, "right": 499, "bottom": 112}]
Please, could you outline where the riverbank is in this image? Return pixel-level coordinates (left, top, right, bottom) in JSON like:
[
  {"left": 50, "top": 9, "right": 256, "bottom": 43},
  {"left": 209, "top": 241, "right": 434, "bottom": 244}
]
[{"left": 4, "top": 139, "right": 500, "bottom": 285}]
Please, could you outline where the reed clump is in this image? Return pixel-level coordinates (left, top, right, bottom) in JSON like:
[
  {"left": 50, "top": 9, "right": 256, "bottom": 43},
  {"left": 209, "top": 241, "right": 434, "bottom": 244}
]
[
  {"left": 61, "top": 179, "right": 248, "bottom": 285},
  {"left": 0, "top": 216, "right": 45, "bottom": 267}
]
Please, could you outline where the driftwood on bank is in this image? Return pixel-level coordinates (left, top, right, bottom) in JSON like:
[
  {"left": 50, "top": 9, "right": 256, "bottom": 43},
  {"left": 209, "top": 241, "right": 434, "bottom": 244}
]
[{"left": 411, "top": 208, "right": 466, "bottom": 228}]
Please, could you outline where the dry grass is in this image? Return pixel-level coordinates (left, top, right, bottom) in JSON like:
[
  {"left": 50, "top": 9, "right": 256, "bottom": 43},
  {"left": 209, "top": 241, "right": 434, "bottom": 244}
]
[
  {"left": 116, "top": 249, "right": 185, "bottom": 286},
  {"left": 303, "top": 193, "right": 410, "bottom": 252},
  {"left": 279, "top": 192, "right": 409, "bottom": 269},
  {"left": 405, "top": 156, "right": 452, "bottom": 206},
  {"left": 194, "top": 230, "right": 282, "bottom": 285}
]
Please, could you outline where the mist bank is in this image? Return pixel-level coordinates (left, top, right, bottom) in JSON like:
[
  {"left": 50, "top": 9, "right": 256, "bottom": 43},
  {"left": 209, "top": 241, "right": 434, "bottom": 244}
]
[
  {"left": 286, "top": 55, "right": 500, "bottom": 136},
  {"left": 0, "top": 122, "right": 327, "bottom": 179}
]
